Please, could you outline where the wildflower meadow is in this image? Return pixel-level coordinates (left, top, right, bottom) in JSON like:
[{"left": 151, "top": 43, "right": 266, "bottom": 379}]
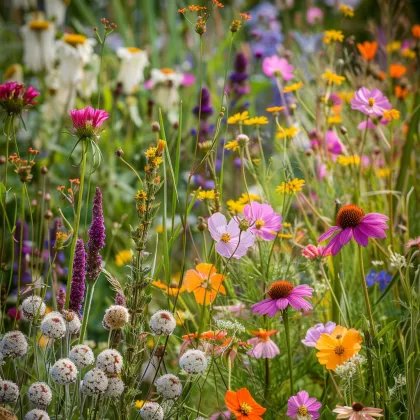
[{"left": 0, "top": 0, "right": 419, "bottom": 419}]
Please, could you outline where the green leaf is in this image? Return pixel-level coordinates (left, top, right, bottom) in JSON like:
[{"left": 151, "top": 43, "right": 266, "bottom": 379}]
[{"left": 376, "top": 320, "right": 397, "bottom": 341}]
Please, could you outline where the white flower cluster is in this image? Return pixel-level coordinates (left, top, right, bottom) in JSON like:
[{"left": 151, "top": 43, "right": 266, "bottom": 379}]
[
  {"left": 69, "top": 344, "right": 95, "bottom": 368},
  {"left": 149, "top": 310, "right": 176, "bottom": 336},
  {"left": 104, "top": 377, "right": 125, "bottom": 398},
  {"left": 389, "top": 248, "right": 412, "bottom": 269},
  {"left": 179, "top": 349, "right": 208, "bottom": 375},
  {"left": 155, "top": 374, "right": 182, "bottom": 399},
  {"left": 50, "top": 358, "right": 78, "bottom": 384},
  {"left": 27, "top": 382, "right": 52, "bottom": 406},
  {"left": 62, "top": 310, "right": 82, "bottom": 335},
  {"left": 312, "top": 280, "right": 329, "bottom": 295},
  {"left": 21, "top": 296, "right": 46, "bottom": 321},
  {"left": 389, "top": 374, "right": 406, "bottom": 398},
  {"left": 215, "top": 319, "right": 245, "bottom": 333},
  {"left": 0, "top": 330, "right": 28, "bottom": 358},
  {"left": 103, "top": 305, "right": 129, "bottom": 330},
  {"left": 96, "top": 349, "right": 123, "bottom": 374},
  {"left": 335, "top": 354, "right": 366, "bottom": 379},
  {"left": 81, "top": 368, "right": 109, "bottom": 396},
  {"left": 0, "top": 380, "right": 19, "bottom": 403},
  {"left": 40, "top": 312, "right": 66, "bottom": 339},
  {"left": 139, "top": 402, "right": 164, "bottom": 420},
  {"left": 24, "top": 409, "right": 50, "bottom": 420}
]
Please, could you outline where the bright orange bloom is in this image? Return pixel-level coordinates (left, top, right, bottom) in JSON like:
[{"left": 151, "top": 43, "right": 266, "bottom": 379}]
[
  {"left": 183, "top": 263, "right": 226, "bottom": 305},
  {"left": 389, "top": 63, "right": 407, "bottom": 79},
  {"left": 412, "top": 24, "right": 420, "bottom": 39},
  {"left": 251, "top": 329, "right": 277, "bottom": 341},
  {"left": 315, "top": 326, "right": 362, "bottom": 370},
  {"left": 225, "top": 388, "right": 266, "bottom": 419},
  {"left": 200, "top": 330, "right": 228, "bottom": 341},
  {"left": 395, "top": 85, "right": 408, "bottom": 99},
  {"left": 357, "top": 41, "right": 378, "bottom": 61},
  {"left": 182, "top": 332, "right": 198, "bottom": 341},
  {"left": 152, "top": 280, "right": 186, "bottom": 296}
]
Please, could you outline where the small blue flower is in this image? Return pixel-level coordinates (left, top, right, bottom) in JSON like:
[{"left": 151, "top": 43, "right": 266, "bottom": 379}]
[{"left": 366, "top": 269, "right": 392, "bottom": 291}]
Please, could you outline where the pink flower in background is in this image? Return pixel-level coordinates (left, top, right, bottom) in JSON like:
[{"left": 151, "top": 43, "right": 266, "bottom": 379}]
[
  {"left": 318, "top": 204, "right": 388, "bottom": 255},
  {"left": 325, "top": 130, "right": 343, "bottom": 155},
  {"left": 406, "top": 236, "right": 420, "bottom": 249},
  {"left": 69, "top": 106, "right": 109, "bottom": 138},
  {"left": 307, "top": 7, "right": 324, "bottom": 25},
  {"left": 262, "top": 56, "right": 294, "bottom": 80},
  {"left": 0, "top": 81, "right": 40, "bottom": 114},
  {"left": 302, "top": 244, "right": 331, "bottom": 260},
  {"left": 251, "top": 280, "right": 313, "bottom": 317},
  {"left": 357, "top": 119, "right": 376, "bottom": 130},
  {"left": 243, "top": 202, "right": 282, "bottom": 241},
  {"left": 213, "top": 303, "right": 250, "bottom": 320},
  {"left": 210, "top": 411, "right": 231, "bottom": 420},
  {"left": 208, "top": 213, "right": 255, "bottom": 259},
  {"left": 351, "top": 87, "right": 392, "bottom": 117},
  {"left": 333, "top": 403, "right": 383, "bottom": 419},
  {"left": 247, "top": 329, "right": 280, "bottom": 359},
  {"left": 287, "top": 390, "right": 322, "bottom": 419},
  {"left": 302, "top": 322, "right": 336, "bottom": 347},
  {"left": 316, "top": 163, "right": 327, "bottom": 180}
]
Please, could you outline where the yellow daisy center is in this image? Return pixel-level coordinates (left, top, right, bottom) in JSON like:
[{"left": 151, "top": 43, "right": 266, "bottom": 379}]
[
  {"left": 334, "top": 345, "right": 345, "bottom": 355},
  {"left": 240, "top": 402, "right": 252, "bottom": 415},
  {"left": 368, "top": 97, "right": 375, "bottom": 106},
  {"left": 64, "top": 34, "right": 87, "bottom": 46},
  {"left": 127, "top": 47, "right": 142, "bottom": 53},
  {"left": 29, "top": 20, "right": 51, "bottom": 31},
  {"left": 255, "top": 219, "right": 265, "bottom": 230},
  {"left": 220, "top": 233, "right": 231, "bottom": 243},
  {"left": 161, "top": 67, "right": 175, "bottom": 74},
  {"left": 298, "top": 406, "right": 309, "bottom": 415}
]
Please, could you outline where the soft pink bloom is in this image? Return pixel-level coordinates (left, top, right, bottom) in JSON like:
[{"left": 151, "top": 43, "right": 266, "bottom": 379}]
[
  {"left": 210, "top": 411, "right": 231, "bottom": 420},
  {"left": 262, "top": 56, "right": 294, "bottom": 80},
  {"left": 307, "top": 7, "right": 324, "bottom": 24},
  {"left": 318, "top": 205, "right": 388, "bottom": 256},
  {"left": 247, "top": 329, "right": 280, "bottom": 359},
  {"left": 208, "top": 213, "right": 255, "bottom": 259},
  {"left": 302, "top": 322, "right": 336, "bottom": 347},
  {"left": 357, "top": 120, "right": 376, "bottom": 130},
  {"left": 302, "top": 244, "right": 331, "bottom": 260},
  {"left": 351, "top": 87, "right": 392, "bottom": 117},
  {"left": 182, "top": 73, "right": 196, "bottom": 86},
  {"left": 333, "top": 404, "right": 383, "bottom": 419},
  {"left": 243, "top": 202, "right": 282, "bottom": 241},
  {"left": 316, "top": 163, "right": 327, "bottom": 180},
  {"left": 325, "top": 130, "right": 343, "bottom": 155},
  {"left": 213, "top": 303, "right": 250, "bottom": 320},
  {"left": 69, "top": 106, "right": 109, "bottom": 138},
  {"left": 328, "top": 93, "right": 342, "bottom": 106},
  {"left": 406, "top": 236, "right": 420, "bottom": 249},
  {"left": 287, "top": 390, "right": 322, "bottom": 419},
  {"left": 0, "top": 81, "right": 40, "bottom": 114}
]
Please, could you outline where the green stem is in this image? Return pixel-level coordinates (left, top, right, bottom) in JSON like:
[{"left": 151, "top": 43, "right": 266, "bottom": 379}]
[
  {"left": 282, "top": 309, "right": 294, "bottom": 393},
  {"left": 79, "top": 281, "right": 95, "bottom": 343}
]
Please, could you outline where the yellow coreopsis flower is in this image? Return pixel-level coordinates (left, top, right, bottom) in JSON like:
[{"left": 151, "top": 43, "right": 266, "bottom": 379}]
[
  {"left": 339, "top": 4, "right": 354, "bottom": 17},
  {"left": 338, "top": 91, "right": 354, "bottom": 103},
  {"left": 276, "top": 178, "right": 305, "bottom": 194},
  {"left": 337, "top": 155, "right": 361, "bottom": 166},
  {"left": 227, "top": 199, "right": 245, "bottom": 214},
  {"left": 323, "top": 30, "right": 344, "bottom": 44},
  {"left": 115, "top": 250, "right": 132, "bottom": 267},
  {"left": 197, "top": 190, "right": 216, "bottom": 201},
  {"left": 386, "top": 41, "right": 401, "bottom": 53},
  {"left": 328, "top": 115, "right": 343, "bottom": 125},
  {"left": 225, "top": 140, "right": 240, "bottom": 151},
  {"left": 322, "top": 70, "right": 346, "bottom": 85},
  {"left": 266, "top": 106, "right": 285, "bottom": 114},
  {"left": 382, "top": 109, "right": 400, "bottom": 121},
  {"left": 376, "top": 168, "right": 391, "bottom": 178},
  {"left": 227, "top": 111, "right": 249, "bottom": 124},
  {"left": 402, "top": 48, "right": 416, "bottom": 59},
  {"left": 244, "top": 116, "right": 269, "bottom": 126},
  {"left": 237, "top": 192, "right": 261, "bottom": 204},
  {"left": 283, "top": 82, "right": 303, "bottom": 93},
  {"left": 276, "top": 126, "right": 299, "bottom": 139}
]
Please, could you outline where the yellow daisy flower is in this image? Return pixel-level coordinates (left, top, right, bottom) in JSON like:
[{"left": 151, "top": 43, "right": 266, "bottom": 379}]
[
  {"left": 276, "top": 126, "right": 299, "bottom": 139},
  {"left": 322, "top": 70, "right": 346, "bottom": 85},
  {"left": 115, "top": 250, "right": 132, "bottom": 267},
  {"left": 227, "top": 111, "right": 249, "bottom": 125},
  {"left": 225, "top": 140, "right": 240, "bottom": 151},
  {"left": 283, "top": 82, "right": 303, "bottom": 93},
  {"left": 244, "top": 116, "right": 269, "bottom": 126},
  {"left": 339, "top": 5, "right": 354, "bottom": 17},
  {"left": 323, "top": 30, "right": 344, "bottom": 44},
  {"left": 337, "top": 155, "right": 361, "bottom": 166},
  {"left": 197, "top": 190, "right": 216, "bottom": 201},
  {"left": 276, "top": 178, "right": 305, "bottom": 194}
]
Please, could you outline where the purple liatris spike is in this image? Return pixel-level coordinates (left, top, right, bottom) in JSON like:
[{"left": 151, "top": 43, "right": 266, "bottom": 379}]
[
  {"left": 86, "top": 187, "right": 106, "bottom": 282},
  {"left": 193, "top": 87, "right": 214, "bottom": 118},
  {"left": 115, "top": 292, "right": 126, "bottom": 307},
  {"left": 56, "top": 288, "right": 66, "bottom": 312},
  {"left": 69, "top": 239, "right": 86, "bottom": 315}
]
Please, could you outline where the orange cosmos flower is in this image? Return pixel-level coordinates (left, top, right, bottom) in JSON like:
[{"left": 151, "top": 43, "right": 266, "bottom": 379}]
[
  {"left": 251, "top": 329, "right": 277, "bottom": 340},
  {"left": 412, "top": 24, "right": 420, "bottom": 39},
  {"left": 225, "top": 388, "right": 266, "bottom": 420},
  {"left": 152, "top": 280, "right": 186, "bottom": 296},
  {"left": 357, "top": 41, "right": 378, "bottom": 61},
  {"left": 389, "top": 63, "right": 407, "bottom": 79},
  {"left": 183, "top": 263, "right": 226, "bottom": 305},
  {"left": 200, "top": 330, "right": 228, "bottom": 341},
  {"left": 315, "top": 326, "right": 362, "bottom": 370},
  {"left": 395, "top": 85, "right": 408, "bottom": 99}
]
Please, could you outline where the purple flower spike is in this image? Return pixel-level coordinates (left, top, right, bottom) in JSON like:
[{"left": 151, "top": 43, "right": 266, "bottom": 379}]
[
  {"left": 193, "top": 87, "right": 214, "bottom": 118},
  {"left": 69, "top": 239, "right": 86, "bottom": 315}
]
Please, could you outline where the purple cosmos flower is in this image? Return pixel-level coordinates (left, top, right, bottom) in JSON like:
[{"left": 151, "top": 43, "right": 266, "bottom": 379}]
[
  {"left": 69, "top": 106, "right": 109, "bottom": 138},
  {"left": 243, "top": 202, "right": 282, "bottom": 241},
  {"left": 69, "top": 239, "right": 86, "bottom": 315},
  {"left": 302, "top": 322, "right": 337, "bottom": 347},
  {"left": 208, "top": 213, "right": 255, "bottom": 259},
  {"left": 251, "top": 280, "right": 313, "bottom": 317},
  {"left": 262, "top": 56, "right": 294, "bottom": 81},
  {"left": 0, "top": 81, "right": 39, "bottom": 114},
  {"left": 318, "top": 204, "right": 388, "bottom": 256},
  {"left": 287, "top": 390, "right": 322, "bottom": 419},
  {"left": 357, "top": 119, "right": 376, "bottom": 130},
  {"left": 325, "top": 130, "right": 343, "bottom": 155},
  {"left": 366, "top": 269, "right": 392, "bottom": 291},
  {"left": 247, "top": 329, "right": 280, "bottom": 359},
  {"left": 350, "top": 87, "right": 392, "bottom": 117}
]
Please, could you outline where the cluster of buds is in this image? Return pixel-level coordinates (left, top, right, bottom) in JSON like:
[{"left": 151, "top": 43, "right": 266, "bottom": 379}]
[
  {"left": 8, "top": 149, "right": 39, "bottom": 182},
  {"left": 179, "top": 2, "right": 224, "bottom": 35},
  {"left": 57, "top": 178, "right": 80, "bottom": 206},
  {"left": 230, "top": 12, "right": 251, "bottom": 33},
  {"left": 94, "top": 18, "right": 117, "bottom": 34},
  {"left": 0, "top": 81, "right": 39, "bottom": 115},
  {"left": 55, "top": 231, "right": 69, "bottom": 250}
]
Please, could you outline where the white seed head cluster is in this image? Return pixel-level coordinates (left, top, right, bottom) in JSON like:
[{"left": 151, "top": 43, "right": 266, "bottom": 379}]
[
  {"left": 103, "top": 305, "right": 129, "bottom": 330},
  {"left": 149, "top": 310, "right": 176, "bottom": 336},
  {"left": 179, "top": 349, "right": 208, "bottom": 375},
  {"left": 155, "top": 374, "right": 182, "bottom": 399},
  {"left": 104, "top": 376, "right": 125, "bottom": 398},
  {"left": 139, "top": 402, "right": 164, "bottom": 420},
  {"left": 62, "top": 310, "right": 81, "bottom": 335},
  {"left": 69, "top": 344, "right": 95, "bottom": 368},
  {"left": 389, "top": 248, "right": 412, "bottom": 269},
  {"left": 312, "top": 280, "right": 329, "bottom": 295},
  {"left": 0, "top": 330, "right": 28, "bottom": 358},
  {"left": 96, "top": 349, "right": 123, "bottom": 374},
  {"left": 81, "top": 368, "right": 109, "bottom": 395},
  {"left": 389, "top": 374, "right": 407, "bottom": 398},
  {"left": 335, "top": 354, "right": 366, "bottom": 379},
  {"left": 24, "top": 409, "right": 50, "bottom": 420},
  {"left": 40, "top": 313, "right": 66, "bottom": 339},
  {"left": 21, "top": 296, "right": 46, "bottom": 321},
  {"left": 0, "top": 380, "right": 19, "bottom": 403},
  {"left": 50, "top": 358, "right": 78, "bottom": 384},
  {"left": 215, "top": 319, "right": 245, "bottom": 333},
  {"left": 27, "top": 382, "right": 52, "bottom": 406}
]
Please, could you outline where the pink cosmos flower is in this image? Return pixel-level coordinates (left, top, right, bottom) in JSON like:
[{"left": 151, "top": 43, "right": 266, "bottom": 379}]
[
  {"left": 287, "top": 390, "right": 322, "bottom": 419},
  {"left": 262, "top": 56, "right": 294, "bottom": 81},
  {"left": 251, "top": 280, "right": 313, "bottom": 317},
  {"left": 247, "top": 329, "right": 280, "bottom": 359},
  {"left": 302, "top": 322, "right": 336, "bottom": 347},
  {"left": 208, "top": 213, "right": 255, "bottom": 259},
  {"left": 316, "top": 163, "right": 327, "bottom": 181},
  {"left": 302, "top": 244, "right": 331, "bottom": 260},
  {"left": 406, "top": 236, "right": 420, "bottom": 249},
  {"left": 357, "top": 120, "right": 376, "bottom": 130},
  {"left": 243, "top": 202, "right": 282, "bottom": 241},
  {"left": 0, "top": 81, "right": 40, "bottom": 114},
  {"left": 69, "top": 106, "right": 110, "bottom": 138},
  {"left": 333, "top": 403, "right": 383, "bottom": 419},
  {"left": 307, "top": 7, "right": 324, "bottom": 25},
  {"left": 213, "top": 303, "right": 250, "bottom": 320},
  {"left": 350, "top": 87, "right": 392, "bottom": 117},
  {"left": 318, "top": 204, "right": 388, "bottom": 256}
]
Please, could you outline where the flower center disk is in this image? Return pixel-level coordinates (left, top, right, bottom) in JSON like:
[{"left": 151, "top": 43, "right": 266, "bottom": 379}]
[
  {"left": 352, "top": 403, "right": 364, "bottom": 412},
  {"left": 268, "top": 280, "right": 294, "bottom": 299},
  {"left": 334, "top": 345, "right": 345, "bottom": 355},
  {"left": 368, "top": 97, "right": 375, "bottom": 106},
  {"left": 255, "top": 219, "right": 265, "bottom": 230},
  {"left": 336, "top": 204, "right": 365, "bottom": 229},
  {"left": 240, "top": 402, "right": 252, "bottom": 415},
  {"left": 298, "top": 406, "right": 309, "bottom": 415},
  {"left": 220, "top": 233, "right": 231, "bottom": 243}
]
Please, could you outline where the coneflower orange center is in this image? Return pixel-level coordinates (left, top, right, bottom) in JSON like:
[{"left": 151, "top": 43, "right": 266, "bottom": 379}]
[
  {"left": 221, "top": 233, "right": 231, "bottom": 243},
  {"left": 268, "top": 280, "right": 294, "bottom": 299},
  {"left": 334, "top": 345, "right": 345, "bottom": 355},
  {"left": 352, "top": 403, "right": 364, "bottom": 412},
  {"left": 298, "top": 406, "right": 309, "bottom": 415},
  {"left": 240, "top": 402, "right": 252, "bottom": 415},
  {"left": 336, "top": 204, "right": 365, "bottom": 229}
]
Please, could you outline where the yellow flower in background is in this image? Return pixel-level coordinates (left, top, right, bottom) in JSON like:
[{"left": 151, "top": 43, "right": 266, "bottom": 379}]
[
  {"left": 339, "top": 4, "right": 354, "bottom": 17},
  {"left": 135, "top": 401, "right": 145, "bottom": 409},
  {"left": 266, "top": 106, "right": 285, "bottom": 114},
  {"left": 283, "top": 82, "right": 303, "bottom": 93},
  {"left": 135, "top": 190, "right": 147, "bottom": 200},
  {"left": 225, "top": 140, "right": 239, "bottom": 151},
  {"left": 382, "top": 109, "right": 400, "bottom": 121},
  {"left": 278, "top": 233, "right": 293, "bottom": 239},
  {"left": 376, "top": 168, "right": 391, "bottom": 178},
  {"left": 283, "top": 222, "right": 291, "bottom": 228},
  {"left": 323, "top": 30, "right": 344, "bottom": 44},
  {"left": 276, "top": 178, "right": 305, "bottom": 194},
  {"left": 337, "top": 155, "right": 361, "bottom": 166},
  {"left": 152, "top": 279, "right": 186, "bottom": 296},
  {"left": 227, "top": 111, "right": 249, "bottom": 124},
  {"left": 322, "top": 70, "right": 345, "bottom": 85},
  {"left": 338, "top": 91, "right": 354, "bottom": 103},
  {"left": 227, "top": 199, "right": 245, "bottom": 214},
  {"left": 244, "top": 116, "right": 269, "bottom": 126},
  {"left": 237, "top": 193, "right": 261, "bottom": 204},
  {"left": 276, "top": 126, "right": 299, "bottom": 139},
  {"left": 327, "top": 115, "right": 342, "bottom": 125},
  {"left": 197, "top": 190, "right": 215, "bottom": 201},
  {"left": 156, "top": 225, "right": 164, "bottom": 233},
  {"left": 386, "top": 41, "right": 401, "bottom": 53},
  {"left": 115, "top": 250, "right": 132, "bottom": 267},
  {"left": 402, "top": 48, "right": 416, "bottom": 59}
]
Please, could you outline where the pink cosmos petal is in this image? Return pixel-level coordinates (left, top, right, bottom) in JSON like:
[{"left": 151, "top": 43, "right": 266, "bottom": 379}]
[
  {"left": 353, "top": 227, "right": 369, "bottom": 246},
  {"left": 182, "top": 73, "right": 195, "bottom": 86},
  {"left": 318, "top": 226, "right": 341, "bottom": 242},
  {"left": 226, "top": 218, "right": 241, "bottom": 236},
  {"left": 208, "top": 212, "right": 228, "bottom": 241},
  {"left": 215, "top": 241, "right": 233, "bottom": 258},
  {"left": 144, "top": 79, "right": 152, "bottom": 89}
]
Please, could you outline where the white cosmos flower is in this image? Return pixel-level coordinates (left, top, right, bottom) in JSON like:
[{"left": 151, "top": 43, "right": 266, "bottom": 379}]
[
  {"left": 21, "top": 17, "right": 56, "bottom": 73},
  {"left": 12, "top": 0, "right": 36, "bottom": 10},
  {"left": 45, "top": 0, "right": 68, "bottom": 26},
  {"left": 117, "top": 47, "right": 149, "bottom": 94}
]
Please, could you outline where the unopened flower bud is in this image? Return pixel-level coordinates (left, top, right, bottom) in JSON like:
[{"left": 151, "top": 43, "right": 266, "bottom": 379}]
[
  {"left": 236, "top": 134, "right": 250, "bottom": 147},
  {"left": 0, "top": 156, "right": 5, "bottom": 165},
  {"left": 44, "top": 193, "right": 51, "bottom": 201},
  {"left": 41, "top": 166, "right": 48, "bottom": 174},
  {"left": 151, "top": 122, "right": 160, "bottom": 132},
  {"left": 339, "top": 126, "right": 348, "bottom": 135},
  {"left": 197, "top": 216, "right": 207, "bottom": 232},
  {"left": 238, "top": 219, "right": 250, "bottom": 231},
  {"left": 44, "top": 210, "right": 53, "bottom": 220},
  {"left": 115, "top": 148, "right": 124, "bottom": 157}
]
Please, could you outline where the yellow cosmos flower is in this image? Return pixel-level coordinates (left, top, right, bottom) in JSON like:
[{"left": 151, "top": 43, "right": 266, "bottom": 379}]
[
  {"left": 276, "top": 126, "right": 299, "bottom": 139},
  {"left": 323, "top": 30, "right": 344, "bottom": 44},
  {"left": 339, "top": 4, "right": 354, "bottom": 17},
  {"left": 227, "top": 111, "right": 249, "bottom": 124},
  {"left": 322, "top": 70, "right": 346, "bottom": 85},
  {"left": 197, "top": 190, "right": 215, "bottom": 201},
  {"left": 337, "top": 155, "right": 361, "bottom": 166},
  {"left": 244, "top": 116, "right": 269, "bottom": 126},
  {"left": 283, "top": 82, "right": 303, "bottom": 93},
  {"left": 276, "top": 178, "right": 305, "bottom": 194}
]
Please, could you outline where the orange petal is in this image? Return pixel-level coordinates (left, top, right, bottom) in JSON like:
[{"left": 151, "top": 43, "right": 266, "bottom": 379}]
[
  {"left": 196, "top": 263, "right": 216, "bottom": 278},
  {"left": 183, "top": 269, "right": 203, "bottom": 292}
]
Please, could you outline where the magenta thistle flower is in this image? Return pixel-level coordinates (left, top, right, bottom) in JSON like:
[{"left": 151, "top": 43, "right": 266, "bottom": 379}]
[
  {"left": 251, "top": 280, "right": 313, "bottom": 317},
  {"left": 0, "top": 81, "right": 40, "bottom": 114},
  {"left": 69, "top": 239, "right": 86, "bottom": 315},
  {"left": 333, "top": 403, "right": 383, "bottom": 419},
  {"left": 301, "top": 322, "right": 336, "bottom": 347},
  {"left": 69, "top": 106, "right": 109, "bottom": 139},
  {"left": 247, "top": 329, "right": 280, "bottom": 359},
  {"left": 350, "top": 87, "right": 392, "bottom": 117},
  {"left": 208, "top": 212, "right": 255, "bottom": 259},
  {"left": 262, "top": 55, "right": 294, "bottom": 80},
  {"left": 318, "top": 204, "right": 388, "bottom": 256},
  {"left": 243, "top": 202, "right": 282, "bottom": 241},
  {"left": 287, "top": 390, "right": 322, "bottom": 419},
  {"left": 86, "top": 187, "right": 106, "bottom": 282}
]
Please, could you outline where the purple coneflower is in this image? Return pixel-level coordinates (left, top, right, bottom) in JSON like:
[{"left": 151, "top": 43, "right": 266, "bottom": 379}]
[
  {"left": 333, "top": 403, "right": 383, "bottom": 419},
  {"left": 350, "top": 87, "right": 392, "bottom": 117},
  {"left": 243, "top": 201, "right": 282, "bottom": 241},
  {"left": 69, "top": 106, "right": 109, "bottom": 138},
  {"left": 287, "top": 390, "right": 322, "bottom": 419},
  {"left": 318, "top": 204, "right": 388, "bottom": 256},
  {"left": 302, "top": 322, "right": 336, "bottom": 347},
  {"left": 69, "top": 239, "right": 86, "bottom": 315}
]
